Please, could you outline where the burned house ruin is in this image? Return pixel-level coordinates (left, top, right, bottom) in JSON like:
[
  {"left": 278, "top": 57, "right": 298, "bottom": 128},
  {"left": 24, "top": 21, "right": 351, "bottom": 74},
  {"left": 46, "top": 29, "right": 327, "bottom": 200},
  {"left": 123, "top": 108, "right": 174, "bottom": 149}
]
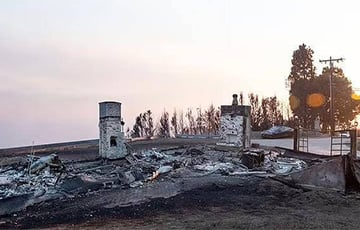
[
  {"left": 1, "top": 98, "right": 360, "bottom": 229},
  {"left": 99, "top": 101, "right": 127, "bottom": 159}
]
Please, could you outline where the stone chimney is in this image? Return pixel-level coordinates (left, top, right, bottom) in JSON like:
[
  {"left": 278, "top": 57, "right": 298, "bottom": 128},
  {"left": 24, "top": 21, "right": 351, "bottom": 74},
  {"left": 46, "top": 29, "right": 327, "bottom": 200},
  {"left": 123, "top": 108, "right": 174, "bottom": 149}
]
[
  {"left": 99, "top": 101, "right": 127, "bottom": 159},
  {"left": 219, "top": 95, "right": 251, "bottom": 147}
]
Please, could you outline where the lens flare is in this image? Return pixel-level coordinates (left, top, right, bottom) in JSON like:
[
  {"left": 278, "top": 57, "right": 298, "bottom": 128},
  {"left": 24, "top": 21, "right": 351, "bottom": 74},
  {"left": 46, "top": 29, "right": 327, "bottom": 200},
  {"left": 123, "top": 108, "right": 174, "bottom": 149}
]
[
  {"left": 351, "top": 93, "right": 360, "bottom": 101},
  {"left": 307, "top": 93, "right": 325, "bottom": 108},
  {"left": 289, "top": 95, "right": 300, "bottom": 110}
]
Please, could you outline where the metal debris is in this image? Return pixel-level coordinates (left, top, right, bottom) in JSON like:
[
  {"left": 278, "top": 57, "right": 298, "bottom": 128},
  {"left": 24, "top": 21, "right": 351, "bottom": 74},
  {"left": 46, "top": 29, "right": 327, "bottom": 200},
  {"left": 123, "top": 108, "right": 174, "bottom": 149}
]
[
  {"left": 29, "top": 154, "right": 65, "bottom": 174},
  {"left": 0, "top": 146, "right": 310, "bottom": 216},
  {"left": 241, "top": 151, "right": 265, "bottom": 169},
  {"left": 148, "top": 165, "right": 173, "bottom": 181}
]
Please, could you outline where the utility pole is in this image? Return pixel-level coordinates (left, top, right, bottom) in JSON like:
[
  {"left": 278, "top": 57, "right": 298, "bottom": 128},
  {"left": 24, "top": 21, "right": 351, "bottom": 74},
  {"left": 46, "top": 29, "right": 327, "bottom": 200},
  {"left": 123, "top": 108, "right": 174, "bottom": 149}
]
[{"left": 319, "top": 56, "right": 344, "bottom": 136}]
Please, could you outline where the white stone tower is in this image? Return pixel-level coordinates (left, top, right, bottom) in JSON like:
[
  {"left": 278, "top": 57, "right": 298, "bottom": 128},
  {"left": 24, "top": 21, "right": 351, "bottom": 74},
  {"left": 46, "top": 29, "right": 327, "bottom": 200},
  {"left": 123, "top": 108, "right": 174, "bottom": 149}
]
[{"left": 99, "top": 101, "right": 127, "bottom": 159}]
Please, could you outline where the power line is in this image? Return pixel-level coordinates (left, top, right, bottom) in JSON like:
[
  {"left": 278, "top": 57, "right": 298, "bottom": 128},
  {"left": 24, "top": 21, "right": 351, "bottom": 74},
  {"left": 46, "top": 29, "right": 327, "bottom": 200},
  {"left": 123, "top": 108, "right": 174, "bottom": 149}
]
[{"left": 319, "top": 56, "right": 344, "bottom": 136}]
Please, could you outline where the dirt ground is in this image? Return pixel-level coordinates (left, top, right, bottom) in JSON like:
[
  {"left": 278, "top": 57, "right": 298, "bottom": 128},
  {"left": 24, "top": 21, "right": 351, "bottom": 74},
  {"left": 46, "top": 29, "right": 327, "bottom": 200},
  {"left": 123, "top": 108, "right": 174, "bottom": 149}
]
[
  {"left": 2, "top": 138, "right": 360, "bottom": 229},
  {"left": 1, "top": 176, "right": 360, "bottom": 229}
]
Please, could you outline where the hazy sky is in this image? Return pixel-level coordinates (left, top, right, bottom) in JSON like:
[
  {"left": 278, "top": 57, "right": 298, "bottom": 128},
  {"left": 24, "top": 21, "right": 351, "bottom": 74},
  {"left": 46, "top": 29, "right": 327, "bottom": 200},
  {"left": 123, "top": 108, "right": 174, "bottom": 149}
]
[{"left": 1, "top": 0, "right": 360, "bottom": 147}]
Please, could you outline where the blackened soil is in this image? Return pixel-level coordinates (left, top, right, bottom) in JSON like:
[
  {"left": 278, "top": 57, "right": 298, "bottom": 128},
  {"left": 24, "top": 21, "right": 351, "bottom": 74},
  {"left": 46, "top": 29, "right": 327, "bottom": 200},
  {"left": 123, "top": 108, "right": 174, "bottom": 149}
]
[{"left": 3, "top": 177, "right": 360, "bottom": 229}]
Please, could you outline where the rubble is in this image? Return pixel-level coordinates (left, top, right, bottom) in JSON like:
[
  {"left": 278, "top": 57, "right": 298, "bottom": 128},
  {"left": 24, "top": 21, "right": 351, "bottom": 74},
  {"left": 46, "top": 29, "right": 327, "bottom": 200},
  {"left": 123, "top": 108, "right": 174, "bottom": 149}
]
[
  {"left": 4, "top": 142, "right": 355, "bottom": 219},
  {"left": 148, "top": 165, "right": 172, "bottom": 181},
  {"left": 289, "top": 155, "right": 351, "bottom": 192},
  {"left": 241, "top": 150, "right": 265, "bottom": 169},
  {"left": 274, "top": 157, "right": 307, "bottom": 174},
  {"left": 29, "top": 153, "right": 64, "bottom": 174}
]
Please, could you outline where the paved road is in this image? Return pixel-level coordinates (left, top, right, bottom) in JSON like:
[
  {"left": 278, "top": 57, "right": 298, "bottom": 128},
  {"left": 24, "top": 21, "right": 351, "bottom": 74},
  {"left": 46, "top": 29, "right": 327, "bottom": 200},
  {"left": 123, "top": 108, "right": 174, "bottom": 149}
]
[{"left": 252, "top": 137, "right": 355, "bottom": 156}]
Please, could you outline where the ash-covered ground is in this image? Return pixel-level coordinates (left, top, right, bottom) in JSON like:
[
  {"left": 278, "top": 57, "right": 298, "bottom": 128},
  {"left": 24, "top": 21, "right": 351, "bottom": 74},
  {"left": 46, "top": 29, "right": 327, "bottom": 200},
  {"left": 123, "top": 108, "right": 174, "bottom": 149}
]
[{"left": 1, "top": 138, "right": 360, "bottom": 229}]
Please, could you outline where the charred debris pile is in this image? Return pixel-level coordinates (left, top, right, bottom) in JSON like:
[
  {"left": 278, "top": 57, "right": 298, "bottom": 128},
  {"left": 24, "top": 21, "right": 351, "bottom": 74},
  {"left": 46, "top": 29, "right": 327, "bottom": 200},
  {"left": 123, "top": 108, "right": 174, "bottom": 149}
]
[
  {"left": 0, "top": 144, "right": 312, "bottom": 216},
  {"left": 2, "top": 137, "right": 360, "bottom": 226}
]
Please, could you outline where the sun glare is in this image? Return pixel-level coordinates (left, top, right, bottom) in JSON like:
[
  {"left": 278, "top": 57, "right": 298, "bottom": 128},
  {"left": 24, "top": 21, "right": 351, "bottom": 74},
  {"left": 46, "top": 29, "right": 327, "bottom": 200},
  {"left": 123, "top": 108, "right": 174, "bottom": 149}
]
[{"left": 352, "top": 92, "right": 360, "bottom": 101}]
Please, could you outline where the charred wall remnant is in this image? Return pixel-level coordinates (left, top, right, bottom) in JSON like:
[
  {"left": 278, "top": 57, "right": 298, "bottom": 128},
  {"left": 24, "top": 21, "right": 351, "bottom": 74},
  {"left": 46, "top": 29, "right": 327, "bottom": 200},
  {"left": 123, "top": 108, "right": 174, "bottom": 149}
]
[
  {"left": 220, "top": 96, "right": 251, "bottom": 147},
  {"left": 289, "top": 155, "right": 360, "bottom": 193},
  {"left": 99, "top": 101, "right": 127, "bottom": 159}
]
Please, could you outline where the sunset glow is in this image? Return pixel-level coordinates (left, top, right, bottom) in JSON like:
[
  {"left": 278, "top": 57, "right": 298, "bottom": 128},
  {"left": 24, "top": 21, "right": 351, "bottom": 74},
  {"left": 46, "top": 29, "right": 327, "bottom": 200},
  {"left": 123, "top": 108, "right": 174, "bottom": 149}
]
[{"left": 1, "top": 0, "right": 360, "bottom": 147}]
